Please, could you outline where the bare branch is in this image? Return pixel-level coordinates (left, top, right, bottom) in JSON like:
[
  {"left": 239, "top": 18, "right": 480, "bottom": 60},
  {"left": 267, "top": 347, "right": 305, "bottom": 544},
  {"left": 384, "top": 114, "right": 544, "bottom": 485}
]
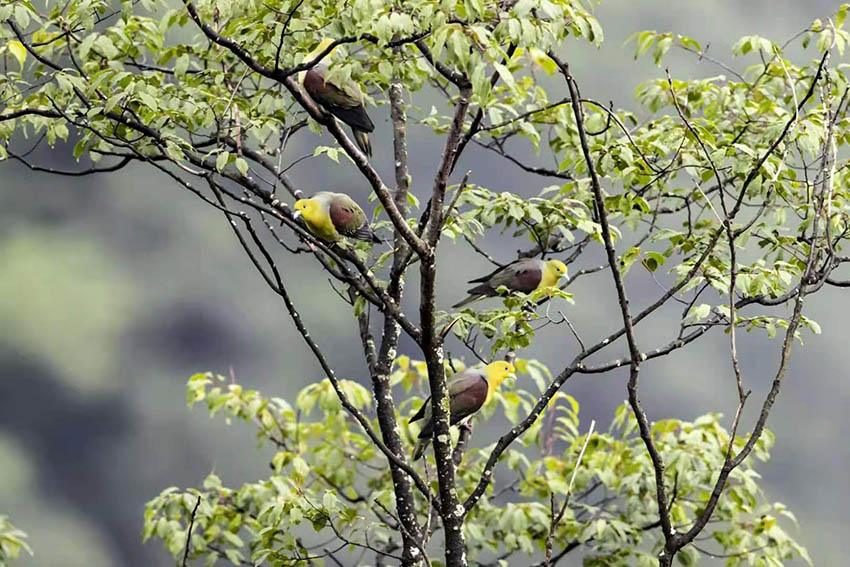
[
  {"left": 552, "top": 55, "right": 675, "bottom": 546},
  {"left": 181, "top": 496, "right": 202, "bottom": 567},
  {"left": 369, "top": 75, "right": 427, "bottom": 566},
  {"left": 544, "top": 420, "right": 595, "bottom": 567}
]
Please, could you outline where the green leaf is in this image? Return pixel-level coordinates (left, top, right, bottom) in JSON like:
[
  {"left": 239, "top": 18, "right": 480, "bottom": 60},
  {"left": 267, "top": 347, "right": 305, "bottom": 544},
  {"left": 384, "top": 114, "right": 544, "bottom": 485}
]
[
  {"left": 529, "top": 47, "right": 556, "bottom": 75},
  {"left": 642, "top": 251, "right": 666, "bottom": 272},
  {"left": 6, "top": 41, "right": 26, "bottom": 69},
  {"left": 137, "top": 92, "right": 158, "bottom": 111},
  {"left": 292, "top": 456, "right": 309, "bottom": 483},
  {"left": 216, "top": 151, "right": 229, "bottom": 173},
  {"left": 95, "top": 35, "right": 120, "bottom": 59},
  {"left": 688, "top": 303, "right": 711, "bottom": 322},
  {"left": 620, "top": 246, "right": 641, "bottom": 274},
  {"left": 493, "top": 62, "right": 518, "bottom": 92},
  {"left": 235, "top": 157, "right": 249, "bottom": 177},
  {"left": 13, "top": 4, "right": 30, "bottom": 28},
  {"left": 838, "top": 4, "right": 849, "bottom": 28},
  {"left": 322, "top": 491, "right": 338, "bottom": 512},
  {"left": 174, "top": 54, "right": 189, "bottom": 77}
]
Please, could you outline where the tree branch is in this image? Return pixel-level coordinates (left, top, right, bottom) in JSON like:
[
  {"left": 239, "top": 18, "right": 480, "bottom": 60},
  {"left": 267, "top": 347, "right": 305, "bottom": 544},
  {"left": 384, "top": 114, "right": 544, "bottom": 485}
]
[
  {"left": 368, "top": 75, "right": 427, "bottom": 566},
  {"left": 206, "top": 177, "right": 438, "bottom": 513},
  {"left": 553, "top": 55, "right": 675, "bottom": 546},
  {"left": 179, "top": 0, "right": 430, "bottom": 258}
]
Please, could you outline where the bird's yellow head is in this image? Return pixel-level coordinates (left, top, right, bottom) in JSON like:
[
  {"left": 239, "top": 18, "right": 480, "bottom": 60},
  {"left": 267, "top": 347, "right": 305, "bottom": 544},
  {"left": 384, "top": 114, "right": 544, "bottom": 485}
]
[
  {"left": 293, "top": 198, "right": 320, "bottom": 221},
  {"left": 546, "top": 259, "right": 568, "bottom": 279},
  {"left": 539, "top": 259, "right": 568, "bottom": 290},
  {"left": 484, "top": 361, "right": 516, "bottom": 403}
]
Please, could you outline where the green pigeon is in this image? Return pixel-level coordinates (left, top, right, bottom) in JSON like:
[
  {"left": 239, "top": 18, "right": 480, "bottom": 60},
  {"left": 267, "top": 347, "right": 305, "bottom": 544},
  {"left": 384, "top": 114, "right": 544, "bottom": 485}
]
[
  {"left": 410, "top": 361, "right": 515, "bottom": 460},
  {"left": 452, "top": 258, "right": 568, "bottom": 308},
  {"left": 293, "top": 191, "right": 380, "bottom": 243},
  {"left": 299, "top": 38, "right": 374, "bottom": 157}
]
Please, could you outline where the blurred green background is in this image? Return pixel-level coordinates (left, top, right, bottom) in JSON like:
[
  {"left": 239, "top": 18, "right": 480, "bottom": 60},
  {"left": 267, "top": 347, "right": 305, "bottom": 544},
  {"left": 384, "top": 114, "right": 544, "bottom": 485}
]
[{"left": 1, "top": 1, "right": 848, "bottom": 565}]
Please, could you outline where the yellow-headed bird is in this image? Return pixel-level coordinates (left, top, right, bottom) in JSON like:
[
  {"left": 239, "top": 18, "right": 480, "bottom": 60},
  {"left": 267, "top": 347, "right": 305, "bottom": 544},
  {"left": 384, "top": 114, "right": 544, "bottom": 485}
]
[
  {"left": 452, "top": 258, "right": 568, "bottom": 308},
  {"left": 293, "top": 191, "right": 380, "bottom": 243},
  {"left": 299, "top": 38, "right": 374, "bottom": 157},
  {"left": 410, "top": 361, "right": 515, "bottom": 460}
]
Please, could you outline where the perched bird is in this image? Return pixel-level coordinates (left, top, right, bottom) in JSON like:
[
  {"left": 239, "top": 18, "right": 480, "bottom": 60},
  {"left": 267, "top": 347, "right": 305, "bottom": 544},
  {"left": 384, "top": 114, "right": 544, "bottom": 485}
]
[
  {"left": 298, "top": 38, "right": 375, "bottom": 156},
  {"left": 452, "top": 258, "right": 569, "bottom": 308},
  {"left": 410, "top": 361, "right": 516, "bottom": 460},
  {"left": 293, "top": 191, "right": 381, "bottom": 243}
]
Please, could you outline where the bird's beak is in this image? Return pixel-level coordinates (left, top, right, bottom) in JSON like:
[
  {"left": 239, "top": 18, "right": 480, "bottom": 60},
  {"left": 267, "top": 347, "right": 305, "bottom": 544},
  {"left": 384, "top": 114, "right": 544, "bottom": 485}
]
[{"left": 293, "top": 210, "right": 302, "bottom": 219}]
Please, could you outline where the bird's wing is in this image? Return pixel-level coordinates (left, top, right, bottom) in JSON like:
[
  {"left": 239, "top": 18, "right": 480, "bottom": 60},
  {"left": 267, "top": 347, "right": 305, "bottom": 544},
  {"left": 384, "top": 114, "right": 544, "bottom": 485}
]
[
  {"left": 340, "top": 77, "right": 367, "bottom": 106},
  {"left": 410, "top": 372, "right": 474, "bottom": 425},
  {"left": 411, "top": 370, "right": 488, "bottom": 438},
  {"left": 328, "top": 194, "right": 367, "bottom": 236},
  {"left": 447, "top": 370, "right": 485, "bottom": 396},
  {"left": 303, "top": 67, "right": 359, "bottom": 108},
  {"left": 467, "top": 262, "right": 509, "bottom": 284},
  {"left": 302, "top": 67, "right": 374, "bottom": 132},
  {"left": 447, "top": 371, "right": 489, "bottom": 425},
  {"left": 457, "top": 263, "right": 518, "bottom": 305},
  {"left": 489, "top": 259, "right": 543, "bottom": 292}
]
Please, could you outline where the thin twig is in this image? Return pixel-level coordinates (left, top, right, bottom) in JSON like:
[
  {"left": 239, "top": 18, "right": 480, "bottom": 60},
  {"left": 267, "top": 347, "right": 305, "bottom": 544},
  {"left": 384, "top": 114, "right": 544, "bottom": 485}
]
[
  {"left": 181, "top": 495, "right": 202, "bottom": 567},
  {"left": 544, "top": 420, "right": 595, "bottom": 567}
]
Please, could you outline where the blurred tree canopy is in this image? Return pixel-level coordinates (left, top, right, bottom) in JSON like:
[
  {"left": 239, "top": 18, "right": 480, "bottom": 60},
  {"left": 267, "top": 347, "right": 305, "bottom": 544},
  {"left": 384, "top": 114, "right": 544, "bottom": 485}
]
[{"left": 2, "top": 0, "right": 849, "bottom": 566}]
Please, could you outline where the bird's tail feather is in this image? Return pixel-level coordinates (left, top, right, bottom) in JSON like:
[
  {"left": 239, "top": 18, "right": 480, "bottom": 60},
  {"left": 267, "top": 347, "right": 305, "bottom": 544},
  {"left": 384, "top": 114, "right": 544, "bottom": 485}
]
[
  {"left": 327, "top": 106, "right": 374, "bottom": 134},
  {"left": 451, "top": 294, "right": 483, "bottom": 309},
  {"left": 353, "top": 129, "right": 372, "bottom": 157},
  {"left": 351, "top": 225, "right": 383, "bottom": 244},
  {"left": 412, "top": 437, "right": 429, "bottom": 461},
  {"left": 453, "top": 283, "right": 496, "bottom": 308}
]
